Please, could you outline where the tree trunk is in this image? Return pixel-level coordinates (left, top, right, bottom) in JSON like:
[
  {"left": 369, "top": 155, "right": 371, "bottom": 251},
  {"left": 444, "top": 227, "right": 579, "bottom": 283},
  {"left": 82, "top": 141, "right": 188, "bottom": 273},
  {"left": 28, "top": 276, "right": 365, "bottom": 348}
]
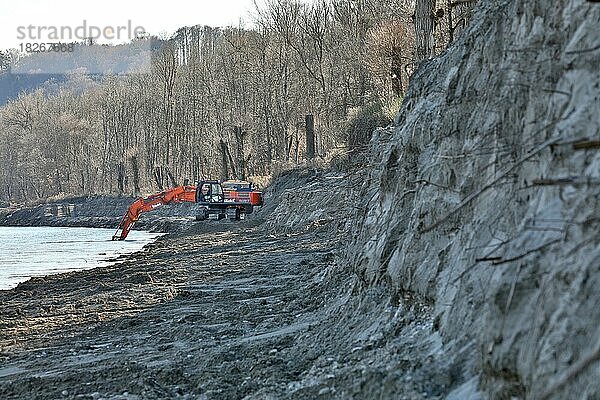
[
  {"left": 234, "top": 126, "right": 246, "bottom": 180},
  {"left": 220, "top": 140, "right": 230, "bottom": 181},
  {"left": 305, "top": 114, "right": 316, "bottom": 160},
  {"left": 166, "top": 167, "right": 177, "bottom": 188},
  {"left": 415, "top": 0, "right": 435, "bottom": 62},
  {"left": 154, "top": 166, "right": 164, "bottom": 191},
  {"left": 117, "top": 163, "right": 125, "bottom": 195},
  {"left": 54, "top": 169, "right": 63, "bottom": 194},
  {"left": 131, "top": 156, "right": 140, "bottom": 195},
  {"left": 391, "top": 46, "right": 404, "bottom": 97},
  {"left": 447, "top": 0, "right": 454, "bottom": 43},
  {"left": 192, "top": 155, "right": 200, "bottom": 182},
  {"left": 226, "top": 144, "right": 237, "bottom": 179}
]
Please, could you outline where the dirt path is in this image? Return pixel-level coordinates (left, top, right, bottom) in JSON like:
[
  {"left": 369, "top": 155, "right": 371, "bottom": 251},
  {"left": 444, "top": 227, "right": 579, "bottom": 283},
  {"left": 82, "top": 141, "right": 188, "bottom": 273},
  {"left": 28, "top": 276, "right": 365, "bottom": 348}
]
[{"left": 0, "top": 221, "right": 448, "bottom": 400}]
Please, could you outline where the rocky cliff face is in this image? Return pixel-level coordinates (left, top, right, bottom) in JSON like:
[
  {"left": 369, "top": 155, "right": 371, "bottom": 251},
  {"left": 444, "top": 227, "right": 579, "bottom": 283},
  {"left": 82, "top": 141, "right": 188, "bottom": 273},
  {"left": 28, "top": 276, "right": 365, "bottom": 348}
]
[{"left": 350, "top": 0, "right": 599, "bottom": 398}]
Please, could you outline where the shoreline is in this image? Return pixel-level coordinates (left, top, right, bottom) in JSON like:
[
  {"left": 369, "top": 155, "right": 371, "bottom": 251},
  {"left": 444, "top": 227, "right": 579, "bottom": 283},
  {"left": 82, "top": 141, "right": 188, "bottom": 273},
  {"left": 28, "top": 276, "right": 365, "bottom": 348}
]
[
  {"left": 0, "top": 226, "right": 165, "bottom": 292},
  {"left": 0, "top": 195, "right": 208, "bottom": 239}
]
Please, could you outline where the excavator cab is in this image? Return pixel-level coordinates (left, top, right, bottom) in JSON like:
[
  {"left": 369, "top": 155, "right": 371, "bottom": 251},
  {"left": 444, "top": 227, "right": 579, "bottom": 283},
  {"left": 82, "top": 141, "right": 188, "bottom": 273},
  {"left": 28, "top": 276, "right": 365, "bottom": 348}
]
[
  {"left": 195, "top": 180, "right": 262, "bottom": 221},
  {"left": 196, "top": 181, "right": 224, "bottom": 204}
]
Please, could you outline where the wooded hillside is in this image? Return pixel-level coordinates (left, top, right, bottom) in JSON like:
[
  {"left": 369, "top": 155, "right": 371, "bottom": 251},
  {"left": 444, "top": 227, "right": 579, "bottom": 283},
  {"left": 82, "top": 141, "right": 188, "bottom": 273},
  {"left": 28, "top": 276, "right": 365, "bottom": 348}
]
[{"left": 0, "top": 0, "right": 476, "bottom": 201}]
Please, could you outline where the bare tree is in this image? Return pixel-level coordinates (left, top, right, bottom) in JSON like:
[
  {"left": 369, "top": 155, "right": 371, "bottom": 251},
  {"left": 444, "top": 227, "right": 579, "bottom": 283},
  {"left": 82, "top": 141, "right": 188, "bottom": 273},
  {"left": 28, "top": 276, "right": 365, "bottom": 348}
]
[
  {"left": 0, "top": 0, "right": 478, "bottom": 202},
  {"left": 415, "top": 0, "right": 436, "bottom": 62}
]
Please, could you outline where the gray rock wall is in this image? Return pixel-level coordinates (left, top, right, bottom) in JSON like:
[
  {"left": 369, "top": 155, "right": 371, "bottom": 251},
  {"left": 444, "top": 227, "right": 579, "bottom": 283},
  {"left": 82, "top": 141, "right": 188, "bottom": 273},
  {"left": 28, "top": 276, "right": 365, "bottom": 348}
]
[{"left": 350, "top": 0, "right": 599, "bottom": 398}]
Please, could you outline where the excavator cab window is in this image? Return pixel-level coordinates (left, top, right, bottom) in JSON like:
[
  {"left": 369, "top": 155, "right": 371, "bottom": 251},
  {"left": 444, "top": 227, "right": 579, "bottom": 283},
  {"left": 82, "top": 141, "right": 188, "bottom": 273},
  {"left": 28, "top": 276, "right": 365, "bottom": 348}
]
[
  {"left": 211, "top": 183, "right": 223, "bottom": 203},
  {"left": 199, "top": 183, "right": 211, "bottom": 202},
  {"left": 197, "top": 181, "right": 224, "bottom": 203}
]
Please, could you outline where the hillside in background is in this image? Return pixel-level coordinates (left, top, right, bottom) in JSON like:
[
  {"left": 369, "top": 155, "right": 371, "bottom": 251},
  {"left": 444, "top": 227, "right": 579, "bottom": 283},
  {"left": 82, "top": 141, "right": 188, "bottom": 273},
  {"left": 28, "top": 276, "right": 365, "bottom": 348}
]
[
  {"left": 0, "top": 39, "right": 163, "bottom": 106},
  {"left": 0, "top": 73, "right": 66, "bottom": 106},
  {"left": 0, "top": 0, "right": 477, "bottom": 203}
]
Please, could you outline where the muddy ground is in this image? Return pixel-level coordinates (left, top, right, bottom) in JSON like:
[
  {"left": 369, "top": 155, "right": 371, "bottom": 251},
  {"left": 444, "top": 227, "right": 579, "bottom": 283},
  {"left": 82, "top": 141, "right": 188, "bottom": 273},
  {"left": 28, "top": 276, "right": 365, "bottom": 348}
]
[{"left": 0, "top": 212, "right": 449, "bottom": 400}]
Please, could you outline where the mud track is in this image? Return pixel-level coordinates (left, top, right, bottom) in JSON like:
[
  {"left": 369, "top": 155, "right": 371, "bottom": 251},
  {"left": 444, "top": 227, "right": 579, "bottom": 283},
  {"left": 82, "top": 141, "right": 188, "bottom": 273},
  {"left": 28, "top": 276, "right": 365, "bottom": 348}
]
[{"left": 0, "top": 220, "right": 446, "bottom": 400}]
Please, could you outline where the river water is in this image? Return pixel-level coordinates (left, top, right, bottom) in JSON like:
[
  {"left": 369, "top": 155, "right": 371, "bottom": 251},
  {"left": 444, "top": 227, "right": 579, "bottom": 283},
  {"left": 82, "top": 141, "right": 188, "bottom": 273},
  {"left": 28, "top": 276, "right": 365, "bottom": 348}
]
[{"left": 0, "top": 227, "right": 163, "bottom": 290}]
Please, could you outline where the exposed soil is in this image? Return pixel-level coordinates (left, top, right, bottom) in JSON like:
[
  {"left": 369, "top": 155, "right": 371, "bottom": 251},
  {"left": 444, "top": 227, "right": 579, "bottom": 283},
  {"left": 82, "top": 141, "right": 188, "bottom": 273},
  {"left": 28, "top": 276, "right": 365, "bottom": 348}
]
[{"left": 0, "top": 216, "right": 446, "bottom": 400}]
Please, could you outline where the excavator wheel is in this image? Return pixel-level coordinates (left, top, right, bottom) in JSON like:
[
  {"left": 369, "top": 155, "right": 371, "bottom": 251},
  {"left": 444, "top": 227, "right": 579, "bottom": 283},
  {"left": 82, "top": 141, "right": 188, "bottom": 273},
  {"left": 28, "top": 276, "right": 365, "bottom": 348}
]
[
  {"left": 226, "top": 206, "right": 241, "bottom": 221},
  {"left": 196, "top": 208, "right": 208, "bottom": 221}
]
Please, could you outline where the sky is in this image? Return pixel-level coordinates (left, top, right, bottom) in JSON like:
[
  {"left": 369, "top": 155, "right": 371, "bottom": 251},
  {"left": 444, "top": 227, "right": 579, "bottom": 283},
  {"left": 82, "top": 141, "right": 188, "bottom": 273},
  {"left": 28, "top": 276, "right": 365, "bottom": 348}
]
[{"left": 0, "top": 0, "right": 264, "bottom": 50}]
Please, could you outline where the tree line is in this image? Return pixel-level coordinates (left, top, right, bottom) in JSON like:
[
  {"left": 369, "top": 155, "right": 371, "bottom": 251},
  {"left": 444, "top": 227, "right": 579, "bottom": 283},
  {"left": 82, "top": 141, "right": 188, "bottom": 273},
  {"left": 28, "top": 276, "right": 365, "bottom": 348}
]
[{"left": 0, "top": 0, "right": 477, "bottom": 202}]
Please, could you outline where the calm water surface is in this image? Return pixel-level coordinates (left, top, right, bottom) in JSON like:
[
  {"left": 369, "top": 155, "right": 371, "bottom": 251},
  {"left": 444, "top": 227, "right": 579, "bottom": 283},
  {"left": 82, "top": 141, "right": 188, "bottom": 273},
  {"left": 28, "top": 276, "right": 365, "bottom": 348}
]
[{"left": 0, "top": 227, "right": 162, "bottom": 290}]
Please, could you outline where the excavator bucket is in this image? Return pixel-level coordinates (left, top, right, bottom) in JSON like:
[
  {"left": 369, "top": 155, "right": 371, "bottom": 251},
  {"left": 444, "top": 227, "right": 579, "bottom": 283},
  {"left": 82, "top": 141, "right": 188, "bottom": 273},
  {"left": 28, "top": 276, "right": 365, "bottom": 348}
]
[
  {"left": 112, "top": 215, "right": 131, "bottom": 241},
  {"left": 112, "top": 229, "right": 125, "bottom": 241}
]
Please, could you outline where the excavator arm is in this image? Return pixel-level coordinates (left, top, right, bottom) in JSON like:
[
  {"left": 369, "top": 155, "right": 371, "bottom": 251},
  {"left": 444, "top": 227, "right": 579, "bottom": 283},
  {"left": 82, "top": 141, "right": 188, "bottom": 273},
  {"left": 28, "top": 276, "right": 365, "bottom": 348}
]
[{"left": 112, "top": 185, "right": 197, "bottom": 241}]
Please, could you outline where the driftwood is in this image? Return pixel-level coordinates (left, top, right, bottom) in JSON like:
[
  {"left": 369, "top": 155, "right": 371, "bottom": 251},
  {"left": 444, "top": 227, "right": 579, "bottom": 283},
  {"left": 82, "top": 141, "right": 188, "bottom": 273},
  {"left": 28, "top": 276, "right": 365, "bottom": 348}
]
[
  {"left": 572, "top": 140, "right": 600, "bottom": 150},
  {"left": 490, "top": 238, "right": 562, "bottom": 265},
  {"left": 531, "top": 177, "right": 600, "bottom": 187}
]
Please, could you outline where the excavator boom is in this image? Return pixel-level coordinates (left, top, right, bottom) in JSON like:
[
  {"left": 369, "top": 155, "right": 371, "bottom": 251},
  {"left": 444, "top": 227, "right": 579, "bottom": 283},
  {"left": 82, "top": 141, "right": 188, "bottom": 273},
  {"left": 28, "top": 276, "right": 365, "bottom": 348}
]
[{"left": 112, "top": 185, "right": 197, "bottom": 241}]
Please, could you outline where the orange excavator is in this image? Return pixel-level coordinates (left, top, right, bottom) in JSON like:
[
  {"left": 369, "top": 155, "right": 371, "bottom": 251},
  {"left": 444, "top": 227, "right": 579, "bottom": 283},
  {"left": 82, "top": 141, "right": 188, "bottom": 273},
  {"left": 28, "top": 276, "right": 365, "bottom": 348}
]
[{"left": 112, "top": 180, "right": 263, "bottom": 241}]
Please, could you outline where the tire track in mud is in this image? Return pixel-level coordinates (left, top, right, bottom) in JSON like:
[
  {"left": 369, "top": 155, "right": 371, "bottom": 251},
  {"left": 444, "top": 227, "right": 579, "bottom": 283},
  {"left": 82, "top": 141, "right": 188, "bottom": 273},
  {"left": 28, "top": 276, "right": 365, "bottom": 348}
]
[
  {"left": 0, "top": 221, "right": 448, "bottom": 400},
  {"left": 0, "top": 223, "right": 338, "bottom": 399}
]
